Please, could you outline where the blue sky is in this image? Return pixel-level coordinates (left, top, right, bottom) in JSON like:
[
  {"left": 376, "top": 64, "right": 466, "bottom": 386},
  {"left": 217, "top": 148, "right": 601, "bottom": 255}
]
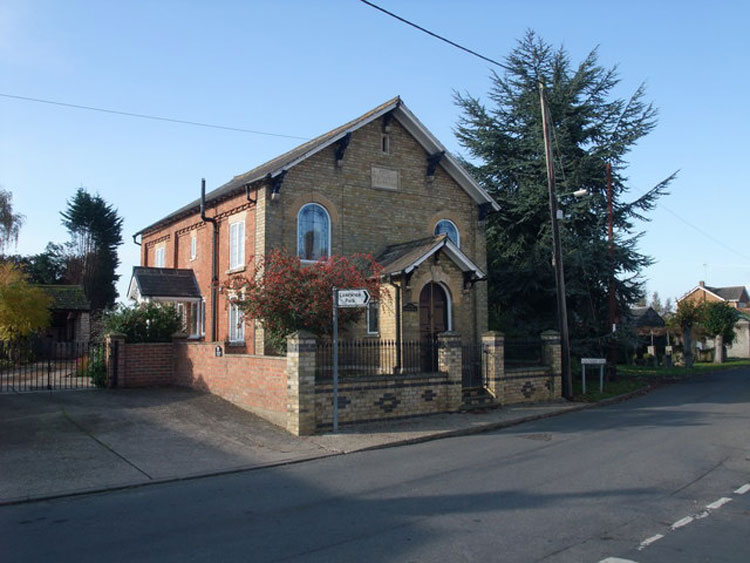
[{"left": 2, "top": 0, "right": 748, "bottom": 306}]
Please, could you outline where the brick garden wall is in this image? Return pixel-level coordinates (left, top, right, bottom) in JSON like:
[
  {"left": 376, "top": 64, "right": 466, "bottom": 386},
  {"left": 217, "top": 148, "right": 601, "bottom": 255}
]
[
  {"left": 118, "top": 342, "right": 174, "bottom": 388},
  {"left": 173, "top": 341, "right": 288, "bottom": 427},
  {"left": 502, "top": 368, "right": 560, "bottom": 404},
  {"left": 314, "top": 373, "right": 458, "bottom": 431}
]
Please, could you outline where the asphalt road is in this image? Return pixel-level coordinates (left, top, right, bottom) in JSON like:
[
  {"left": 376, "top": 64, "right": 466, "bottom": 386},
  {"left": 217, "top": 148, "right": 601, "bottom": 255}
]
[{"left": 2, "top": 369, "right": 748, "bottom": 562}]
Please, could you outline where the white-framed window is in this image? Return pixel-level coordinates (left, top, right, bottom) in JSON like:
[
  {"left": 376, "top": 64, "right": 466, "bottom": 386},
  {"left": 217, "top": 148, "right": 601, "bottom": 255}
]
[
  {"left": 297, "top": 203, "right": 330, "bottom": 261},
  {"left": 188, "top": 301, "right": 203, "bottom": 338},
  {"left": 229, "top": 220, "right": 245, "bottom": 270},
  {"left": 366, "top": 300, "right": 379, "bottom": 335},
  {"left": 434, "top": 219, "right": 460, "bottom": 247},
  {"left": 154, "top": 246, "right": 165, "bottom": 267},
  {"left": 228, "top": 300, "right": 244, "bottom": 343},
  {"left": 190, "top": 234, "right": 197, "bottom": 261}
]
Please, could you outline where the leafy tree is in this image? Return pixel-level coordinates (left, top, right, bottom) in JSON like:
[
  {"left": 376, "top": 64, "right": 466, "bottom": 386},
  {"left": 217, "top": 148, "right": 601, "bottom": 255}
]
[
  {"left": 229, "top": 250, "right": 383, "bottom": 349},
  {"left": 0, "top": 189, "right": 24, "bottom": 252},
  {"left": 103, "top": 302, "right": 183, "bottom": 343},
  {"left": 672, "top": 300, "right": 701, "bottom": 368},
  {"left": 61, "top": 188, "right": 123, "bottom": 311},
  {"left": 0, "top": 263, "right": 51, "bottom": 341},
  {"left": 700, "top": 301, "right": 739, "bottom": 363},
  {"left": 454, "top": 31, "right": 675, "bottom": 354}
]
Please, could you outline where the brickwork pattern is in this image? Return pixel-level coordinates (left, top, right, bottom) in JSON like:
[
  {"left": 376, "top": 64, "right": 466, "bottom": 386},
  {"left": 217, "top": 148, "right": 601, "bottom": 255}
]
[
  {"left": 314, "top": 374, "right": 458, "bottom": 430},
  {"left": 173, "top": 340, "right": 287, "bottom": 427}
]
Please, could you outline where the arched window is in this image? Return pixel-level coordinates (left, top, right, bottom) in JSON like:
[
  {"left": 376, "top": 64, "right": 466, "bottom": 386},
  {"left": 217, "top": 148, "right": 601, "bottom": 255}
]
[
  {"left": 297, "top": 203, "right": 330, "bottom": 261},
  {"left": 434, "top": 219, "right": 459, "bottom": 247}
]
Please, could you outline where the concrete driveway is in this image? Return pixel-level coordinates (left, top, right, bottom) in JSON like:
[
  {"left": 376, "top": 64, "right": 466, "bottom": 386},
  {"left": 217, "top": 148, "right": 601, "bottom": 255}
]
[
  {"left": 0, "top": 388, "right": 335, "bottom": 504},
  {"left": 1, "top": 387, "right": 587, "bottom": 505}
]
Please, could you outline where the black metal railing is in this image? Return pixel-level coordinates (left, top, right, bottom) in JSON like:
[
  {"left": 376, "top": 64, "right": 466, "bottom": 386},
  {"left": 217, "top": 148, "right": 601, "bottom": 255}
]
[
  {"left": 504, "top": 338, "right": 545, "bottom": 369},
  {"left": 315, "top": 339, "right": 441, "bottom": 379},
  {"left": 0, "top": 340, "right": 104, "bottom": 392}
]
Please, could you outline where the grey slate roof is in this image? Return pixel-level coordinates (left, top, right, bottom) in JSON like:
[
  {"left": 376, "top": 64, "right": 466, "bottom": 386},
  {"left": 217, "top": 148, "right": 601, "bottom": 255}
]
[
  {"left": 130, "top": 267, "right": 201, "bottom": 299},
  {"left": 38, "top": 285, "right": 90, "bottom": 311},
  {"left": 376, "top": 236, "right": 447, "bottom": 275},
  {"left": 136, "top": 97, "right": 402, "bottom": 235},
  {"left": 375, "top": 234, "right": 485, "bottom": 279},
  {"left": 135, "top": 96, "right": 499, "bottom": 236},
  {"left": 706, "top": 285, "right": 749, "bottom": 302},
  {"left": 629, "top": 306, "right": 665, "bottom": 328}
]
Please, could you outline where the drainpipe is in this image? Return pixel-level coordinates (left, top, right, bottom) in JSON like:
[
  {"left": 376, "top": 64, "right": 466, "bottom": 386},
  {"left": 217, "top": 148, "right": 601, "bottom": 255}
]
[
  {"left": 388, "top": 274, "right": 402, "bottom": 373},
  {"left": 200, "top": 178, "right": 219, "bottom": 342}
]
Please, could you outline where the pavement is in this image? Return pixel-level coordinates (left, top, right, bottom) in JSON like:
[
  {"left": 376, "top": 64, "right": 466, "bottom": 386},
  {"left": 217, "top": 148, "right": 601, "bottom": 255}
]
[{"left": 0, "top": 386, "right": 601, "bottom": 505}]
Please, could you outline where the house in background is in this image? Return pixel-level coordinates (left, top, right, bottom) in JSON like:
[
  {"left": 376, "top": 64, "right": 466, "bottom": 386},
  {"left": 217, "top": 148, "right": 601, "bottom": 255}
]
[
  {"left": 38, "top": 285, "right": 90, "bottom": 343},
  {"left": 626, "top": 305, "right": 667, "bottom": 361},
  {"left": 677, "top": 281, "right": 750, "bottom": 358},
  {"left": 131, "top": 97, "right": 500, "bottom": 354}
]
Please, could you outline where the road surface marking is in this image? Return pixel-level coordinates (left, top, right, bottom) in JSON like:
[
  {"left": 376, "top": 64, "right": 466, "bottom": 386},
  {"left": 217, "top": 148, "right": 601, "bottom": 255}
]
[
  {"left": 671, "top": 516, "right": 694, "bottom": 530},
  {"left": 734, "top": 483, "right": 750, "bottom": 495},
  {"left": 637, "top": 534, "right": 664, "bottom": 550},
  {"left": 599, "top": 558, "right": 640, "bottom": 563},
  {"left": 706, "top": 497, "right": 732, "bottom": 510},
  {"left": 694, "top": 510, "right": 710, "bottom": 520}
]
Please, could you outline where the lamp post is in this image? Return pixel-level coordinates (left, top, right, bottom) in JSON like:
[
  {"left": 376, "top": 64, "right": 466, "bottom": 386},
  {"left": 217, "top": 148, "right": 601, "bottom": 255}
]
[{"left": 539, "top": 82, "right": 573, "bottom": 399}]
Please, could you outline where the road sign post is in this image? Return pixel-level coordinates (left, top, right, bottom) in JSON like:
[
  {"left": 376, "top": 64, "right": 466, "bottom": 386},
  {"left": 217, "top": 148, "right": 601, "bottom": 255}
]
[{"left": 331, "top": 287, "right": 370, "bottom": 432}]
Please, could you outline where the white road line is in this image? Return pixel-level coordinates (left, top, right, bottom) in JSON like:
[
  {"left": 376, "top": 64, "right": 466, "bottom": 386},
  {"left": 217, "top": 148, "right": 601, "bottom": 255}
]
[
  {"left": 734, "top": 483, "right": 750, "bottom": 495},
  {"left": 671, "top": 516, "right": 694, "bottom": 530},
  {"left": 599, "top": 558, "right": 641, "bottom": 563},
  {"left": 694, "top": 510, "right": 710, "bottom": 520},
  {"left": 637, "top": 534, "right": 664, "bottom": 550},
  {"left": 706, "top": 497, "right": 733, "bottom": 510}
]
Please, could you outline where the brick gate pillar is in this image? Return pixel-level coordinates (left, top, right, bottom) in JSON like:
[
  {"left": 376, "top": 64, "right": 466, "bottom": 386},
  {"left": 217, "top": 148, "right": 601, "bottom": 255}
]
[
  {"left": 482, "top": 331, "right": 505, "bottom": 402},
  {"left": 437, "top": 332, "right": 462, "bottom": 411},
  {"left": 104, "top": 332, "right": 126, "bottom": 388},
  {"left": 286, "top": 331, "right": 317, "bottom": 436}
]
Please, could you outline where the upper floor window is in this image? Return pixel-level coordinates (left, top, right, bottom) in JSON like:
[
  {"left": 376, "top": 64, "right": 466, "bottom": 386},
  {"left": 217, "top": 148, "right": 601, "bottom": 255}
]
[
  {"left": 190, "top": 234, "right": 197, "bottom": 261},
  {"left": 434, "top": 219, "right": 460, "bottom": 247},
  {"left": 229, "top": 220, "right": 245, "bottom": 270},
  {"left": 154, "top": 246, "right": 165, "bottom": 267},
  {"left": 297, "top": 203, "right": 330, "bottom": 261}
]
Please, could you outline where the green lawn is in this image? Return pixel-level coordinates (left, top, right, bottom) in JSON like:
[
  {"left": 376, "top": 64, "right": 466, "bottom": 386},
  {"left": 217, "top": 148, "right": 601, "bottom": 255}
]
[{"left": 571, "top": 359, "right": 750, "bottom": 402}]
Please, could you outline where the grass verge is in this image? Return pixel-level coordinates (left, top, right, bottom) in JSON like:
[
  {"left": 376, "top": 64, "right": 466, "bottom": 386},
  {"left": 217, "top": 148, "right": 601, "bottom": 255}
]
[{"left": 572, "top": 359, "right": 750, "bottom": 402}]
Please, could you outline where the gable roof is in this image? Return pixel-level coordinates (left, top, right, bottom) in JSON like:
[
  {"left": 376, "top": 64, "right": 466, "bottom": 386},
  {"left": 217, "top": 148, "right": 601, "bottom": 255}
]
[
  {"left": 128, "top": 267, "right": 202, "bottom": 302},
  {"left": 629, "top": 306, "right": 665, "bottom": 328},
  {"left": 38, "top": 285, "right": 90, "bottom": 311},
  {"left": 678, "top": 283, "right": 750, "bottom": 304},
  {"left": 707, "top": 285, "right": 748, "bottom": 302},
  {"left": 375, "top": 234, "right": 486, "bottom": 280},
  {"left": 136, "top": 96, "right": 500, "bottom": 236}
]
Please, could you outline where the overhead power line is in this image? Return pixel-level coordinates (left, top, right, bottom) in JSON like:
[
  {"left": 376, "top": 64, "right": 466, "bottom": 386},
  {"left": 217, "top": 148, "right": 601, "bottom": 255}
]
[
  {"left": 0, "top": 92, "right": 310, "bottom": 140},
  {"left": 358, "top": 0, "right": 511, "bottom": 71}
]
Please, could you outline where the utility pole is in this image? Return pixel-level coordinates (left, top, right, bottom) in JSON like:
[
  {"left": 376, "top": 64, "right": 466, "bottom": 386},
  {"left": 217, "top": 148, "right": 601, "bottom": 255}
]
[
  {"left": 606, "top": 162, "right": 617, "bottom": 378},
  {"left": 539, "top": 82, "right": 573, "bottom": 399}
]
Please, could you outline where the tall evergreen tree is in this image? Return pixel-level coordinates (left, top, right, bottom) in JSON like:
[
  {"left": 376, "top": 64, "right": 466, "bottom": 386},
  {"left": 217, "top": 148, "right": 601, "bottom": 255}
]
[
  {"left": 61, "top": 188, "right": 123, "bottom": 311},
  {"left": 454, "top": 31, "right": 675, "bottom": 353}
]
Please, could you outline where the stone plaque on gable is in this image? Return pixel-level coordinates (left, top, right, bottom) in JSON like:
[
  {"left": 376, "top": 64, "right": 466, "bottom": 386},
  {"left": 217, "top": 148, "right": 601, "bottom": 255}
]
[{"left": 371, "top": 166, "right": 399, "bottom": 190}]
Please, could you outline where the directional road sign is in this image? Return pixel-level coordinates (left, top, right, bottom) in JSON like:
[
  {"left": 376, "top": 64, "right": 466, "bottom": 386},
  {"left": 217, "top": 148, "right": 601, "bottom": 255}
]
[{"left": 336, "top": 289, "right": 371, "bottom": 308}]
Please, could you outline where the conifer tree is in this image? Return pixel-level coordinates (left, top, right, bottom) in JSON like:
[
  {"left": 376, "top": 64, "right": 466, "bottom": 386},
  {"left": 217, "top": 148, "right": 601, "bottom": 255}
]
[
  {"left": 61, "top": 188, "right": 123, "bottom": 311},
  {"left": 454, "top": 31, "right": 676, "bottom": 353}
]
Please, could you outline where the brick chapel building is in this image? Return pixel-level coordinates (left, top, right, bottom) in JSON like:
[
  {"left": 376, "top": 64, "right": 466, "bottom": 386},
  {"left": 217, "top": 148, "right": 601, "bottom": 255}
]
[{"left": 130, "top": 97, "right": 499, "bottom": 354}]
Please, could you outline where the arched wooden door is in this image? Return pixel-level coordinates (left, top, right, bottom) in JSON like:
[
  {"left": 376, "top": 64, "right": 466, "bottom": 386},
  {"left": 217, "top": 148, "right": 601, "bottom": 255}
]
[{"left": 419, "top": 283, "right": 448, "bottom": 372}]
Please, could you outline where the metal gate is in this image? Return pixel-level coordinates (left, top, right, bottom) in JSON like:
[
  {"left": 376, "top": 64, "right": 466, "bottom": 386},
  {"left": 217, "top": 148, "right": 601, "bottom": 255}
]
[
  {"left": 462, "top": 342, "right": 488, "bottom": 388},
  {"left": 0, "top": 339, "right": 105, "bottom": 392}
]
